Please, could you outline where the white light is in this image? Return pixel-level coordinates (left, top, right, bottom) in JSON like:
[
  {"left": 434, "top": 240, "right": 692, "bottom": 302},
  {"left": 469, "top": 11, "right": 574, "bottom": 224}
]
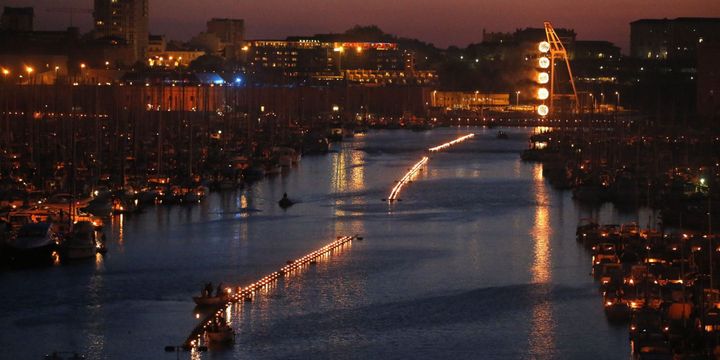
[
  {"left": 537, "top": 72, "right": 549, "bottom": 84},
  {"left": 538, "top": 57, "right": 550, "bottom": 68},
  {"left": 537, "top": 105, "right": 549, "bottom": 116},
  {"left": 538, "top": 41, "right": 551, "bottom": 53},
  {"left": 537, "top": 88, "right": 549, "bottom": 100}
]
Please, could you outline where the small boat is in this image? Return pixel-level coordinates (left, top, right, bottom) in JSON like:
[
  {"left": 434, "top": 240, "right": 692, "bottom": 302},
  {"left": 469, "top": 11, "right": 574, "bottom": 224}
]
[
  {"left": 604, "top": 296, "right": 632, "bottom": 322},
  {"left": 328, "top": 128, "right": 343, "bottom": 142},
  {"left": 4, "top": 222, "right": 59, "bottom": 265},
  {"left": 60, "top": 221, "right": 99, "bottom": 260},
  {"left": 193, "top": 295, "right": 229, "bottom": 307},
  {"left": 278, "top": 193, "right": 294, "bottom": 209},
  {"left": 496, "top": 131, "right": 508, "bottom": 139},
  {"left": 206, "top": 323, "right": 233, "bottom": 343}
]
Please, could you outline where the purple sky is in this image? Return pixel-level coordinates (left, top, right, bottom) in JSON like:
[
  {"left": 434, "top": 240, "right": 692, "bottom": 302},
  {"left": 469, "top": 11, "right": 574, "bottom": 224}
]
[{"left": 7, "top": 0, "right": 720, "bottom": 53}]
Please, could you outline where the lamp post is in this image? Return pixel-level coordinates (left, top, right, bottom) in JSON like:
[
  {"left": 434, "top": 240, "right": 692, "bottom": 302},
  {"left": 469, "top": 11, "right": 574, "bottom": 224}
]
[
  {"left": 615, "top": 91, "right": 620, "bottom": 108},
  {"left": 79, "top": 63, "right": 86, "bottom": 85},
  {"left": 515, "top": 91, "right": 520, "bottom": 107},
  {"left": 1, "top": 68, "right": 9, "bottom": 148}
]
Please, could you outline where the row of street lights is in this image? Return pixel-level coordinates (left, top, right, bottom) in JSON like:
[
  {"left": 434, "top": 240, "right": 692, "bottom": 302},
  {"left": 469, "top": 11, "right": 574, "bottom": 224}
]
[{"left": 0, "top": 63, "right": 90, "bottom": 83}]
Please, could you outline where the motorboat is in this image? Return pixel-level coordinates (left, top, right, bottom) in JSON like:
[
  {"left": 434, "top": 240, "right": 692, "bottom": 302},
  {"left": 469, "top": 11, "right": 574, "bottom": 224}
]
[
  {"left": 4, "top": 222, "right": 59, "bottom": 265},
  {"left": 272, "top": 147, "right": 298, "bottom": 167},
  {"left": 604, "top": 295, "right": 632, "bottom": 322},
  {"left": 193, "top": 295, "right": 229, "bottom": 307},
  {"left": 206, "top": 322, "right": 234, "bottom": 344},
  {"left": 60, "top": 221, "right": 100, "bottom": 260},
  {"left": 278, "top": 193, "right": 294, "bottom": 209},
  {"left": 328, "top": 128, "right": 343, "bottom": 142},
  {"left": 193, "top": 285, "right": 230, "bottom": 307}
]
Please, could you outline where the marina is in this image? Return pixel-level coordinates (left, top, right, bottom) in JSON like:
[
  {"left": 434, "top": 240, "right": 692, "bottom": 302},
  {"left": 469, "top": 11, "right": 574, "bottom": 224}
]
[{"left": 0, "top": 127, "right": 640, "bottom": 358}]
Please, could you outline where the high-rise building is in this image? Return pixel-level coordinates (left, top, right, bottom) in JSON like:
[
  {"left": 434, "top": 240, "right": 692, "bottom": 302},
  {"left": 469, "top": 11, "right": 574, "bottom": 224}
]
[
  {"left": 206, "top": 18, "right": 244, "bottom": 45},
  {"left": 93, "top": 0, "right": 149, "bottom": 63},
  {"left": 630, "top": 18, "right": 720, "bottom": 61},
  {"left": 1, "top": 7, "right": 34, "bottom": 32}
]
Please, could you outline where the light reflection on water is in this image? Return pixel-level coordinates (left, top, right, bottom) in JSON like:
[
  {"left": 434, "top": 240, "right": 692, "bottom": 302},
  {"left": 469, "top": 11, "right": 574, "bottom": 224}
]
[
  {"left": 529, "top": 163, "right": 555, "bottom": 358},
  {"left": 0, "top": 127, "right": 638, "bottom": 359}
]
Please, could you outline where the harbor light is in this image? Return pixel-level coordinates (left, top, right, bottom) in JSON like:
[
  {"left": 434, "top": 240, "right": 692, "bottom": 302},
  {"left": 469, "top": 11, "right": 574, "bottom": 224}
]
[
  {"left": 537, "top": 72, "right": 549, "bottom": 84},
  {"left": 538, "top": 41, "right": 551, "bottom": 53},
  {"left": 538, "top": 57, "right": 550, "bottom": 69},
  {"left": 537, "top": 88, "right": 549, "bottom": 100},
  {"left": 537, "top": 105, "right": 549, "bottom": 116}
]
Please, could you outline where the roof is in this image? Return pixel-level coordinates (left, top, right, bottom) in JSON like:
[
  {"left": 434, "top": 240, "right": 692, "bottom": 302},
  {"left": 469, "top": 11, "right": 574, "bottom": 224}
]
[{"left": 2, "top": 7, "right": 34, "bottom": 16}]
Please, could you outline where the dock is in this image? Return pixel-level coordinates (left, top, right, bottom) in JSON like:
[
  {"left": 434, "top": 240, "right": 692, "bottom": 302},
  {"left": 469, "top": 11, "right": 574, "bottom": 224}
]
[
  {"left": 182, "top": 235, "right": 356, "bottom": 349},
  {"left": 388, "top": 133, "right": 475, "bottom": 202}
]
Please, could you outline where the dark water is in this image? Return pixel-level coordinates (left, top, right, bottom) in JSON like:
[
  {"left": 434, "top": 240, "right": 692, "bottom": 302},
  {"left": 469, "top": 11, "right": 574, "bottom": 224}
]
[{"left": 0, "top": 127, "right": 647, "bottom": 359}]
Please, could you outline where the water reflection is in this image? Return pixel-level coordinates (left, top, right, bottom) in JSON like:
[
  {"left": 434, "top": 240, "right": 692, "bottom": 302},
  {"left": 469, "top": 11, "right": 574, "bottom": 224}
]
[
  {"left": 531, "top": 163, "right": 551, "bottom": 284},
  {"left": 330, "top": 144, "right": 365, "bottom": 194},
  {"left": 528, "top": 162, "right": 555, "bottom": 357}
]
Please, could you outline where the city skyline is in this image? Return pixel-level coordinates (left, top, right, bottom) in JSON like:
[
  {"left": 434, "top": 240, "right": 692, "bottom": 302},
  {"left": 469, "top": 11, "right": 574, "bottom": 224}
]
[{"left": 6, "top": 0, "right": 720, "bottom": 53}]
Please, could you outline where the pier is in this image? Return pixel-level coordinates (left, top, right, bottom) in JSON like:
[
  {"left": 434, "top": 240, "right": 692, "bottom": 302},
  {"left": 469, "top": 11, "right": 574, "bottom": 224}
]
[
  {"left": 388, "top": 157, "right": 428, "bottom": 202},
  {"left": 428, "top": 133, "right": 475, "bottom": 152},
  {"left": 387, "top": 133, "right": 475, "bottom": 202},
  {"left": 181, "top": 235, "right": 356, "bottom": 349}
]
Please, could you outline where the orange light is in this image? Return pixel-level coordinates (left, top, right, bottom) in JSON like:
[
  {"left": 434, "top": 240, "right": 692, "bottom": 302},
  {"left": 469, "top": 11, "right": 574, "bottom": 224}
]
[
  {"left": 537, "top": 88, "right": 549, "bottom": 100},
  {"left": 25, "top": 66, "right": 33, "bottom": 74},
  {"left": 537, "top": 72, "right": 549, "bottom": 84},
  {"left": 538, "top": 41, "right": 551, "bottom": 53},
  {"left": 538, "top": 57, "right": 550, "bottom": 68},
  {"left": 537, "top": 105, "right": 549, "bottom": 116}
]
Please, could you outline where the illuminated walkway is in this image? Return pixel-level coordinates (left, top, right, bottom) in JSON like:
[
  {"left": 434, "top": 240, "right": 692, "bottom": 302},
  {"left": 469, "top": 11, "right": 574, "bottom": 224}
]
[
  {"left": 388, "top": 156, "right": 428, "bottom": 202},
  {"left": 387, "top": 133, "right": 475, "bottom": 202},
  {"left": 183, "top": 235, "right": 356, "bottom": 349},
  {"left": 182, "top": 133, "right": 475, "bottom": 351}
]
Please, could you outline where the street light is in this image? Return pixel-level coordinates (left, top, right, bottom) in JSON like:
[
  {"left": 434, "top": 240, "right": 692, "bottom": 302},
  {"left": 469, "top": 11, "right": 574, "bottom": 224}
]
[
  {"left": 515, "top": 91, "right": 520, "bottom": 106},
  {"left": 615, "top": 91, "right": 620, "bottom": 107}
]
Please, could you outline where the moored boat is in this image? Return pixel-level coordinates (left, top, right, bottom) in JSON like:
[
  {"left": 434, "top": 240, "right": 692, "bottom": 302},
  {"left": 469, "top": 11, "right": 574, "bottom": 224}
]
[
  {"left": 4, "top": 222, "right": 59, "bottom": 265},
  {"left": 60, "top": 221, "right": 101, "bottom": 260}
]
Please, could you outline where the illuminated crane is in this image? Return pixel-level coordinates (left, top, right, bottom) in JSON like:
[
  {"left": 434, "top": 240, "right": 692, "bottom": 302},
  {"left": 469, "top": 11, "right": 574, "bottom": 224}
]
[{"left": 536, "top": 21, "right": 579, "bottom": 116}]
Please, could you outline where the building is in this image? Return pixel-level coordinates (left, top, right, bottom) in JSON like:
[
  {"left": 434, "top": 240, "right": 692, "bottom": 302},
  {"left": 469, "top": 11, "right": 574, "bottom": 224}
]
[
  {"left": 697, "top": 41, "right": 720, "bottom": 123},
  {"left": 1, "top": 7, "right": 33, "bottom": 32},
  {"left": 431, "top": 91, "right": 509, "bottom": 109},
  {"left": 188, "top": 18, "right": 245, "bottom": 59},
  {"left": 148, "top": 34, "right": 166, "bottom": 53},
  {"left": 206, "top": 18, "right": 244, "bottom": 45},
  {"left": 572, "top": 40, "right": 621, "bottom": 85},
  {"left": 574, "top": 41, "right": 621, "bottom": 61},
  {"left": 93, "top": 0, "right": 149, "bottom": 64},
  {"left": 630, "top": 18, "right": 720, "bottom": 61}
]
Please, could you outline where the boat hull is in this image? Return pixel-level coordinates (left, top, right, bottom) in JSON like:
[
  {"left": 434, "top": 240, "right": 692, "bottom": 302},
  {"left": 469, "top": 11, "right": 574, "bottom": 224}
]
[{"left": 193, "top": 296, "right": 229, "bottom": 307}]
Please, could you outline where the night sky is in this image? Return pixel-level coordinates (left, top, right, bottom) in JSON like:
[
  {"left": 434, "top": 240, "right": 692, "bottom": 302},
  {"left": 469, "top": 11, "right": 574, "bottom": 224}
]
[{"left": 7, "top": 0, "right": 720, "bottom": 52}]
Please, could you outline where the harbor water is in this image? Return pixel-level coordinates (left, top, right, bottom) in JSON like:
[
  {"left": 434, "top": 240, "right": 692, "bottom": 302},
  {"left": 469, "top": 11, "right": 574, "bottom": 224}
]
[{"left": 0, "top": 127, "right": 651, "bottom": 359}]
